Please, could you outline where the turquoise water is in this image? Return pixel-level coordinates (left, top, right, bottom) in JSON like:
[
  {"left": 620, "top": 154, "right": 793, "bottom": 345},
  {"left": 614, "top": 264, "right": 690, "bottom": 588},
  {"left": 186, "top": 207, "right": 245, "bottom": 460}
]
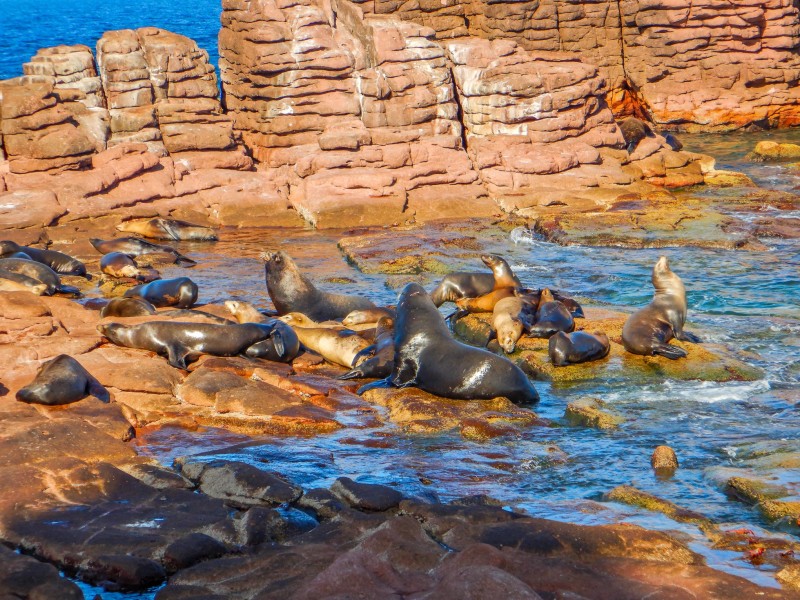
[{"left": 0, "top": 0, "right": 221, "bottom": 80}]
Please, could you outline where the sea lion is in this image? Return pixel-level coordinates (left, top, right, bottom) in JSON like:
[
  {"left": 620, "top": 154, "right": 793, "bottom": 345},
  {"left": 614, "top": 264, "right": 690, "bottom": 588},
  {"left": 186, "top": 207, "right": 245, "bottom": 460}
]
[
  {"left": 0, "top": 270, "right": 49, "bottom": 295},
  {"left": 124, "top": 277, "right": 198, "bottom": 308},
  {"left": 454, "top": 287, "right": 516, "bottom": 314},
  {"left": 18, "top": 245, "right": 89, "bottom": 279},
  {"left": 289, "top": 326, "right": 371, "bottom": 368},
  {"left": 98, "top": 321, "right": 279, "bottom": 369},
  {"left": 342, "top": 307, "right": 395, "bottom": 327},
  {"left": 515, "top": 288, "right": 584, "bottom": 319},
  {"left": 100, "top": 252, "right": 160, "bottom": 281},
  {"left": 100, "top": 297, "right": 157, "bottom": 318},
  {"left": 490, "top": 296, "right": 537, "bottom": 354},
  {"left": 622, "top": 256, "right": 700, "bottom": 359},
  {"left": 663, "top": 133, "right": 683, "bottom": 152},
  {"left": 90, "top": 237, "right": 196, "bottom": 266},
  {"left": 223, "top": 300, "right": 301, "bottom": 362},
  {"left": 549, "top": 331, "right": 610, "bottom": 366},
  {"left": 0, "top": 258, "right": 81, "bottom": 296},
  {"left": 358, "top": 283, "right": 539, "bottom": 404},
  {"left": 16, "top": 355, "right": 107, "bottom": 405},
  {"left": 262, "top": 251, "right": 376, "bottom": 321},
  {"left": 619, "top": 117, "right": 654, "bottom": 154},
  {"left": 430, "top": 254, "right": 521, "bottom": 306},
  {"left": 158, "top": 308, "right": 233, "bottom": 324},
  {"left": 339, "top": 316, "right": 395, "bottom": 380},
  {"left": 528, "top": 288, "right": 575, "bottom": 338},
  {"left": 278, "top": 312, "right": 345, "bottom": 329},
  {"left": 117, "top": 218, "right": 218, "bottom": 241}
]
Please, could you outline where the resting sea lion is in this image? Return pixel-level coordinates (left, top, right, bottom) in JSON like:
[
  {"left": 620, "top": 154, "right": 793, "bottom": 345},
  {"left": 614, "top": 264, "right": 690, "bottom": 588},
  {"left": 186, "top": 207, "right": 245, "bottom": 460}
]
[
  {"left": 16, "top": 355, "right": 107, "bottom": 405},
  {"left": 98, "top": 321, "right": 279, "bottom": 369},
  {"left": 528, "top": 289, "right": 575, "bottom": 338},
  {"left": 490, "top": 296, "right": 536, "bottom": 354},
  {"left": 262, "top": 251, "right": 375, "bottom": 321},
  {"left": 549, "top": 331, "right": 610, "bottom": 366},
  {"left": 339, "top": 316, "right": 395, "bottom": 380},
  {"left": 358, "top": 283, "right": 539, "bottom": 404},
  {"left": 342, "top": 307, "right": 395, "bottom": 327},
  {"left": 622, "top": 256, "right": 700, "bottom": 359},
  {"left": 224, "top": 300, "right": 301, "bottom": 362},
  {"left": 0, "top": 241, "right": 90, "bottom": 279},
  {"left": 100, "top": 297, "right": 157, "bottom": 318},
  {"left": 117, "top": 218, "right": 218, "bottom": 241},
  {"left": 90, "top": 237, "right": 196, "bottom": 266},
  {"left": 455, "top": 287, "right": 516, "bottom": 314},
  {"left": 289, "top": 326, "right": 371, "bottom": 368},
  {"left": 100, "top": 252, "right": 160, "bottom": 281},
  {"left": 430, "top": 254, "right": 521, "bottom": 306},
  {"left": 0, "top": 270, "right": 49, "bottom": 295},
  {"left": 124, "top": 277, "right": 198, "bottom": 308},
  {"left": 514, "top": 288, "right": 584, "bottom": 318},
  {"left": 0, "top": 258, "right": 81, "bottom": 296},
  {"left": 619, "top": 117, "right": 654, "bottom": 154}
]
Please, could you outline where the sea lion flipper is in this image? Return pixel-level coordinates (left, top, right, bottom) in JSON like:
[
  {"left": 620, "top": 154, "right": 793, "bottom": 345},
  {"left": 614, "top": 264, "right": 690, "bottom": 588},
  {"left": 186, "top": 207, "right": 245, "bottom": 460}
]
[
  {"left": 56, "top": 285, "right": 82, "bottom": 298},
  {"left": 87, "top": 376, "right": 110, "bottom": 403},
  {"left": 485, "top": 328, "right": 496, "bottom": 347},
  {"left": 165, "top": 343, "right": 192, "bottom": 370},
  {"left": 352, "top": 344, "right": 377, "bottom": 364},
  {"left": 677, "top": 330, "right": 701, "bottom": 343},
  {"left": 338, "top": 368, "right": 364, "bottom": 380},
  {"left": 356, "top": 378, "right": 392, "bottom": 394},
  {"left": 176, "top": 255, "right": 197, "bottom": 267},
  {"left": 652, "top": 343, "right": 687, "bottom": 360},
  {"left": 392, "top": 359, "right": 418, "bottom": 388},
  {"left": 270, "top": 329, "right": 285, "bottom": 357}
]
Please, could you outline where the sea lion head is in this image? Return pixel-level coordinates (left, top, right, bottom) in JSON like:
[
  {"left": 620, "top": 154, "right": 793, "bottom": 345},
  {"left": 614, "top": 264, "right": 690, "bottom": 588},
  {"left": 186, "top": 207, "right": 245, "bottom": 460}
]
[
  {"left": 375, "top": 316, "right": 394, "bottom": 336},
  {"left": 97, "top": 323, "right": 133, "bottom": 347},
  {"left": 652, "top": 256, "right": 684, "bottom": 296},
  {"left": 498, "top": 317, "right": 523, "bottom": 354},
  {"left": 539, "top": 288, "right": 555, "bottom": 305},
  {"left": 278, "top": 312, "right": 317, "bottom": 327},
  {"left": 0, "top": 240, "right": 21, "bottom": 255},
  {"left": 480, "top": 254, "right": 502, "bottom": 268},
  {"left": 260, "top": 250, "right": 291, "bottom": 273}
]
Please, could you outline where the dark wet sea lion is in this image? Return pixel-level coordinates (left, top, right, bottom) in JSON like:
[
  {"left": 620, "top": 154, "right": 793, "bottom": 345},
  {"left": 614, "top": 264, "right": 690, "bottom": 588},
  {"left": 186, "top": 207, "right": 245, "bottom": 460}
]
[
  {"left": 0, "top": 258, "right": 81, "bottom": 296},
  {"left": 343, "top": 307, "right": 395, "bottom": 327},
  {"left": 117, "top": 218, "right": 218, "bottom": 241},
  {"left": 100, "top": 252, "right": 160, "bottom": 281},
  {"left": 100, "top": 297, "right": 157, "bottom": 318},
  {"left": 16, "top": 355, "right": 107, "bottom": 405},
  {"left": 1, "top": 241, "right": 89, "bottom": 279},
  {"left": 222, "top": 300, "right": 300, "bottom": 362},
  {"left": 124, "top": 277, "right": 198, "bottom": 308},
  {"left": 528, "top": 289, "right": 575, "bottom": 338},
  {"left": 262, "top": 250, "right": 375, "bottom": 321},
  {"left": 622, "top": 256, "right": 700, "bottom": 360},
  {"left": 619, "top": 117, "right": 654, "bottom": 154},
  {"left": 359, "top": 283, "right": 539, "bottom": 404},
  {"left": 340, "top": 316, "right": 395, "bottom": 380},
  {"left": 98, "top": 321, "right": 279, "bottom": 369},
  {"left": 90, "top": 237, "right": 196, "bottom": 266},
  {"left": 516, "top": 288, "right": 584, "bottom": 319},
  {"left": 549, "top": 331, "right": 610, "bottom": 366},
  {"left": 430, "top": 254, "right": 521, "bottom": 307},
  {"left": 0, "top": 269, "right": 49, "bottom": 295},
  {"left": 490, "top": 296, "right": 536, "bottom": 354},
  {"left": 663, "top": 133, "right": 683, "bottom": 151}
]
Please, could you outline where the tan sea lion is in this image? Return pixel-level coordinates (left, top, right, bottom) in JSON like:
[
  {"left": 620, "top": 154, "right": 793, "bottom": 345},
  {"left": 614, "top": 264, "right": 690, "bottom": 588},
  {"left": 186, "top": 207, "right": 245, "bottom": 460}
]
[
  {"left": 0, "top": 270, "right": 49, "bottom": 295},
  {"left": 223, "top": 300, "right": 301, "bottom": 363},
  {"left": 100, "top": 252, "right": 160, "bottom": 281},
  {"left": 289, "top": 326, "right": 370, "bottom": 368},
  {"left": 262, "top": 251, "right": 375, "bottom": 321},
  {"left": 454, "top": 287, "right": 516, "bottom": 314},
  {"left": 490, "top": 296, "right": 537, "bottom": 354},
  {"left": 430, "top": 254, "right": 521, "bottom": 306},
  {"left": 16, "top": 355, "right": 107, "bottom": 405},
  {"left": 278, "top": 312, "right": 344, "bottom": 329},
  {"left": 549, "top": 331, "right": 610, "bottom": 366},
  {"left": 622, "top": 256, "right": 700, "bottom": 359},
  {"left": 100, "top": 297, "right": 157, "bottom": 318},
  {"left": 339, "top": 316, "right": 395, "bottom": 380},
  {"left": 117, "top": 218, "right": 218, "bottom": 241},
  {"left": 342, "top": 307, "right": 395, "bottom": 327}
]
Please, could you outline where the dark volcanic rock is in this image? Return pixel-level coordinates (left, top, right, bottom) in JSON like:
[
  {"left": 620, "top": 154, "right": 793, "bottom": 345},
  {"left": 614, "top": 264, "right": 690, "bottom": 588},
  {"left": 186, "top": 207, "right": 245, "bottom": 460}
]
[
  {"left": 163, "top": 533, "right": 228, "bottom": 573},
  {"left": 331, "top": 477, "right": 404, "bottom": 512},
  {"left": 0, "top": 544, "right": 83, "bottom": 599}
]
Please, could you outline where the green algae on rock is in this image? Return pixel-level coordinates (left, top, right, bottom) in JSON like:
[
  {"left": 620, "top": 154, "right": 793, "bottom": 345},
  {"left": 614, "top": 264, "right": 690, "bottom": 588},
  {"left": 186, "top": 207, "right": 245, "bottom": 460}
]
[
  {"left": 746, "top": 141, "right": 800, "bottom": 162},
  {"left": 605, "top": 485, "right": 716, "bottom": 531},
  {"left": 563, "top": 397, "right": 624, "bottom": 430}
]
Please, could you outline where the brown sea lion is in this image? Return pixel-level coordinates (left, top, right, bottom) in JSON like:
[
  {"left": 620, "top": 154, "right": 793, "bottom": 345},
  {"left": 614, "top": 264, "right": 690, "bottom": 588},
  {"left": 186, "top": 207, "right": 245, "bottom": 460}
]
[
  {"left": 117, "top": 218, "right": 218, "bottom": 241},
  {"left": 100, "top": 252, "right": 160, "bottom": 281},
  {"left": 339, "top": 316, "right": 395, "bottom": 380},
  {"left": 357, "top": 283, "right": 539, "bottom": 404},
  {"left": 514, "top": 288, "right": 584, "bottom": 318},
  {"left": 16, "top": 355, "right": 107, "bottom": 405},
  {"left": 0, "top": 241, "right": 90, "bottom": 279},
  {"left": 490, "top": 296, "right": 537, "bottom": 354},
  {"left": 455, "top": 287, "right": 516, "bottom": 314},
  {"left": 100, "top": 297, "right": 157, "bottom": 318},
  {"left": 528, "top": 288, "right": 575, "bottom": 338},
  {"left": 619, "top": 117, "right": 654, "bottom": 154},
  {"left": 622, "top": 256, "right": 700, "bottom": 359},
  {"left": 342, "top": 307, "right": 396, "bottom": 327},
  {"left": 0, "top": 270, "right": 49, "bottom": 295},
  {"left": 90, "top": 237, "right": 196, "bottom": 266},
  {"left": 549, "top": 331, "right": 610, "bottom": 366},
  {"left": 124, "top": 277, "right": 198, "bottom": 308},
  {"left": 98, "top": 321, "right": 279, "bottom": 369},
  {"left": 430, "top": 254, "right": 521, "bottom": 306},
  {"left": 0, "top": 258, "right": 81, "bottom": 296},
  {"left": 262, "top": 251, "right": 375, "bottom": 321},
  {"left": 223, "top": 300, "right": 301, "bottom": 363}
]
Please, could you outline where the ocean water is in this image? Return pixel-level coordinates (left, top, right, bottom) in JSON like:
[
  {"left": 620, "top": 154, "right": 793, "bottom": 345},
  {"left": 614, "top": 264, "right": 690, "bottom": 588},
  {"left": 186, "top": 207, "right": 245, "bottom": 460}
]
[{"left": 0, "top": 0, "right": 221, "bottom": 80}]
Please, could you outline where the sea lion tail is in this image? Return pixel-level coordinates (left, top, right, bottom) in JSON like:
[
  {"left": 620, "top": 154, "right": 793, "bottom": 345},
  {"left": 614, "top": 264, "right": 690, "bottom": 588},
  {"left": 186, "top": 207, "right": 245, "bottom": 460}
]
[{"left": 653, "top": 343, "right": 687, "bottom": 360}]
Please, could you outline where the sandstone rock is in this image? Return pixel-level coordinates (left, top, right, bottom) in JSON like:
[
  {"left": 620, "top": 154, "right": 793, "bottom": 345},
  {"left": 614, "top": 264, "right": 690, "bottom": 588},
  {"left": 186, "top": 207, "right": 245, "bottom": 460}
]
[
  {"left": 747, "top": 140, "right": 800, "bottom": 162},
  {"left": 651, "top": 445, "right": 679, "bottom": 472},
  {"left": 564, "top": 397, "right": 624, "bottom": 429}
]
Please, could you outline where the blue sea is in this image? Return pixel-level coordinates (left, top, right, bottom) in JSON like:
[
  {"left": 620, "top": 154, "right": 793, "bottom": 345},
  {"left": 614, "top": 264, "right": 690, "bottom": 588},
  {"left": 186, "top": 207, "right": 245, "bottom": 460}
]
[{"left": 0, "top": 0, "right": 221, "bottom": 80}]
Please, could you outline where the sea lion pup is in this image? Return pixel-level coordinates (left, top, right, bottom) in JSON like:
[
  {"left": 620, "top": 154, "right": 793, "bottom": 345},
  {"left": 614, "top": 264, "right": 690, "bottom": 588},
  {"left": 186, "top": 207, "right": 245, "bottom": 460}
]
[
  {"left": 100, "top": 297, "right": 157, "bottom": 318},
  {"left": 549, "top": 331, "right": 610, "bottom": 366},
  {"left": 0, "top": 258, "right": 81, "bottom": 296},
  {"left": 279, "top": 312, "right": 346, "bottom": 329},
  {"left": 528, "top": 288, "right": 575, "bottom": 338},
  {"left": 358, "top": 283, "right": 539, "bottom": 404},
  {"left": 430, "top": 254, "right": 521, "bottom": 306},
  {"left": 342, "top": 307, "right": 395, "bottom": 327},
  {"left": 100, "top": 252, "right": 160, "bottom": 281},
  {"left": 262, "top": 251, "right": 376, "bottom": 321},
  {"left": 98, "top": 321, "right": 278, "bottom": 369},
  {"left": 515, "top": 288, "right": 584, "bottom": 319},
  {"left": 224, "top": 300, "right": 301, "bottom": 363},
  {"left": 339, "top": 316, "right": 395, "bottom": 380},
  {"left": 124, "top": 277, "right": 198, "bottom": 308},
  {"left": 288, "top": 325, "right": 371, "bottom": 368},
  {"left": 117, "top": 218, "right": 218, "bottom": 241},
  {"left": 90, "top": 237, "right": 196, "bottom": 266},
  {"left": 16, "top": 355, "right": 107, "bottom": 405},
  {"left": 0, "top": 241, "right": 90, "bottom": 279},
  {"left": 490, "top": 296, "right": 537, "bottom": 354},
  {"left": 622, "top": 256, "right": 701, "bottom": 360},
  {"left": 619, "top": 116, "right": 654, "bottom": 154},
  {"left": 0, "top": 270, "right": 49, "bottom": 295}
]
